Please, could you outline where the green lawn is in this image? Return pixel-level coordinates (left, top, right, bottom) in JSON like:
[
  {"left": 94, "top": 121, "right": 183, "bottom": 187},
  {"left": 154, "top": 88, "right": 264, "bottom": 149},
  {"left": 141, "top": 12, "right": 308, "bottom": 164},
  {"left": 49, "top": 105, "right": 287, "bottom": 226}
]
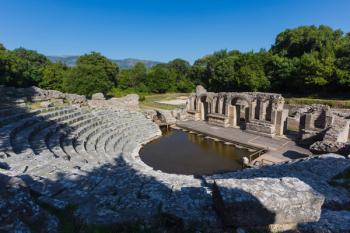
[
  {"left": 285, "top": 97, "right": 350, "bottom": 109},
  {"left": 140, "top": 93, "right": 190, "bottom": 110}
]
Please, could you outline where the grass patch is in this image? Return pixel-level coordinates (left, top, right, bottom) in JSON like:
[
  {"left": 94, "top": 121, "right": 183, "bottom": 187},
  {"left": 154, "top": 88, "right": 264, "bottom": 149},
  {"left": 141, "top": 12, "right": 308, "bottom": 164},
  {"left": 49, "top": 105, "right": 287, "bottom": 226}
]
[
  {"left": 140, "top": 93, "right": 189, "bottom": 110},
  {"left": 26, "top": 101, "right": 42, "bottom": 110},
  {"left": 107, "top": 88, "right": 189, "bottom": 110},
  {"left": 285, "top": 98, "right": 350, "bottom": 108}
]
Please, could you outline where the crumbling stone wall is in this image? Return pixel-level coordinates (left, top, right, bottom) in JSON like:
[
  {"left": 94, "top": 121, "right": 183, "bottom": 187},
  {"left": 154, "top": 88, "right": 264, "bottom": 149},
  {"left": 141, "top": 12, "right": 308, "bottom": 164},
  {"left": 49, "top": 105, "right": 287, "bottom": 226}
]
[
  {"left": 88, "top": 93, "right": 139, "bottom": 111},
  {"left": 186, "top": 85, "right": 287, "bottom": 137},
  {"left": 0, "top": 85, "right": 86, "bottom": 104},
  {"left": 296, "top": 104, "right": 350, "bottom": 155}
]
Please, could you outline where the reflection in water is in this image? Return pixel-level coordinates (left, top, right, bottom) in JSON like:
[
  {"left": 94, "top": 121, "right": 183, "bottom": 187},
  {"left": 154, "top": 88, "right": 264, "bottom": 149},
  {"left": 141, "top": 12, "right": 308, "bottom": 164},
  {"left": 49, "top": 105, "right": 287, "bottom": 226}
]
[{"left": 140, "top": 128, "right": 254, "bottom": 175}]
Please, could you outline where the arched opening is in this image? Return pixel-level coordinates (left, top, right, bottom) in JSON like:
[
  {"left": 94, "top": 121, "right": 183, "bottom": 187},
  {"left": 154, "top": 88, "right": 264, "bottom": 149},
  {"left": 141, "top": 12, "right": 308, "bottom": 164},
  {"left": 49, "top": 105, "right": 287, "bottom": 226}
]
[
  {"left": 255, "top": 100, "right": 261, "bottom": 120},
  {"left": 222, "top": 97, "right": 227, "bottom": 115},
  {"left": 215, "top": 97, "right": 220, "bottom": 113},
  {"left": 231, "top": 97, "right": 250, "bottom": 129},
  {"left": 265, "top": 102, "right": 272, "bottom": 121}
]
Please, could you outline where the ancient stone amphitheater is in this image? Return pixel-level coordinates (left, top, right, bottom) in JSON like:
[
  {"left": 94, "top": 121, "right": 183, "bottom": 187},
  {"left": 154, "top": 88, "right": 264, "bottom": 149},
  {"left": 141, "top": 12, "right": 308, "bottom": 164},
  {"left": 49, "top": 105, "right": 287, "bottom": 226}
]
[{"left": 1, "top": 86, "right": 350, "bottom": 233}]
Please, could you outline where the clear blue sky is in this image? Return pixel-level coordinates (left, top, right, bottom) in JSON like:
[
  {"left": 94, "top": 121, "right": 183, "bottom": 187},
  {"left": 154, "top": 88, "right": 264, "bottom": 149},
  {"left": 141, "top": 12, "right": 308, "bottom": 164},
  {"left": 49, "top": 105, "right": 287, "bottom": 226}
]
[{"left": 1, "top": 0, "right": 349, "bottom": 63}]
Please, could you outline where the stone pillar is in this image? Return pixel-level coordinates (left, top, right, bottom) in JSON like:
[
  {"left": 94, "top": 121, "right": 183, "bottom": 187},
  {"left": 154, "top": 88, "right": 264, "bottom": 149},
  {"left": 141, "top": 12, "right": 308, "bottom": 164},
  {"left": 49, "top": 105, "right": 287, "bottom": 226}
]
[
  {"left": 190, "top": 97, "right": 194, "bottom": 111},
  {"left": 200, "top": 102, "right": 205, "bottom": 120},
  {"left": 227, "top": 105, "right": 237, "bottom": 127},
  {"left": 250, "top": 102, "right": 256, "bottom": 121},
  {"left": 304, "top": 113, "right": 313, "bottom": 130},
  {"left": 259, "top": 101, "right": 267, "bottom": 121},
  {"left": 196, "top": 97, "right": 201, "bottom": 112},
  {"left": 218, "top": 98, "right": 224, "bottom": 114},
  {"left": 271, "top": 109, "right": 278, "bottom": 125},
  {"left": 275, "top": 109, "right": 288, "bottom": 136},
  {"left": 211, "top": 98, "right": 216, "bottom": 113}
]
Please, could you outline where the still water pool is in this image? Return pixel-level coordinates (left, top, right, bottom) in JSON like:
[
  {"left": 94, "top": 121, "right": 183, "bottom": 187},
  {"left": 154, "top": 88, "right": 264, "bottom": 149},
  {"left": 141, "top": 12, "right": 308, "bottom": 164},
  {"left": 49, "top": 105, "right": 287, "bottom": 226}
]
[{"left": 140, "top": 128, "right": 254, "bottom": 175}]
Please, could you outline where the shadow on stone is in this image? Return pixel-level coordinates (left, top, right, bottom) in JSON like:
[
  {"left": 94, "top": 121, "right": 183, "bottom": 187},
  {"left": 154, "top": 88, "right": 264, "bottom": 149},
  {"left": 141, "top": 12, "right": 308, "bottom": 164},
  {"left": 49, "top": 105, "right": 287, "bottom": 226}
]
[{"left": 282, "top": 150, "right": 309, "bottom": 160}]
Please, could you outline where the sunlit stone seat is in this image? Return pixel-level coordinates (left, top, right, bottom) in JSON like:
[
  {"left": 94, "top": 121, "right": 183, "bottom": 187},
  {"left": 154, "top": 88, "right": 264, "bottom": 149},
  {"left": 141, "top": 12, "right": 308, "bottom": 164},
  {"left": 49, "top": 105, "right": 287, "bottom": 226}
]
[{"left": 207, "top": 113, "right": 229, "bottom": 127}]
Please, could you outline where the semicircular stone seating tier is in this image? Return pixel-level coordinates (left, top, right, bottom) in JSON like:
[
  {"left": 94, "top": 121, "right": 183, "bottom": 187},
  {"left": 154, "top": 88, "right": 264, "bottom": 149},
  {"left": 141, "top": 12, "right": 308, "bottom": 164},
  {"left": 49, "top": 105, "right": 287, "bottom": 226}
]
[
  {"left": 1, "top": 102, "right": 350, "bottom": 231},
  {"left": 0, "top": 103, "right": 220, "bottom": 227}
]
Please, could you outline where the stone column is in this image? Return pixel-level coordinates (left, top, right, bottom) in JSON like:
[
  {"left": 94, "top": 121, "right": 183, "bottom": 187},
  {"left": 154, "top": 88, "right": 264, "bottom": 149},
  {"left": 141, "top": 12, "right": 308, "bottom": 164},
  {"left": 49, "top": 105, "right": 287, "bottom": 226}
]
[
  {"left": 218, "top": 98, "right": 224, "bottom": 114},
  {"left": 275, "top": 109, "right": 288, "bottom": 136},
  {"left": 250, "top": 102, "right": 256, "bottom": 121},
  {"left": 227, "top": 105, "right": 237, "bottom": 127},
  {"left": 189, "top": 97, "right": 194, "bottom": 111},
  {"left": 304, "top": 113, "right": 313, "bottom": 130},
  {"left": 271, "top": 109, "right": 278, "bottom": 125},
  {"left": 259, "top": 101, "right": 268, "bottom": 121}
]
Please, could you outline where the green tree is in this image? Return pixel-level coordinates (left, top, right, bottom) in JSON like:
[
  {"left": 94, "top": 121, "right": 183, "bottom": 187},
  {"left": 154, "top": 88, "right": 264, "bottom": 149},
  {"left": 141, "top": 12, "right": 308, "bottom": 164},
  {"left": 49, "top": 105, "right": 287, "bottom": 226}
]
[
  {"left": 272, "top": 25, "right": 344, "bottom": 57},
  {"left": 147, "top": 64, "right": 176, "bottom": 93},
  {"left": 0, "top": 48, "right": 50, "bottom": 87},
  {"left": 63, "top": 52, "right": 119, "bottom": 96},
  {"left": 39, "top": 62, "right": 68, "bottom": 91},
  {"left": 335, "top": 35, "right": 350, "bottom": 88},
  {"left": 212, "top": 56, "right": 238, "bottom": 91},
  {"left": 168, "top": 59, "right": 191, "bottom": 78},
  {"left": 118, "top": 62, "right": 147, "bottom": 90},
  {"left": 235, "top": 53, "right": 270, "bottom": 91},
  {"left": 265, "top": 55, "right": 299, "bottom": 92}
]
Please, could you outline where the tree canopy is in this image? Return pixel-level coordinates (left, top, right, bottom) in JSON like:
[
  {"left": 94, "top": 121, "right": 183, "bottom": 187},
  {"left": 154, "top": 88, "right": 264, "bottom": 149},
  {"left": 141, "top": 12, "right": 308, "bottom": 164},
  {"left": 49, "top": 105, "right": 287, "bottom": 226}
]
[{"left": 1, "top": 25, "right": 350, "bottom": 97}]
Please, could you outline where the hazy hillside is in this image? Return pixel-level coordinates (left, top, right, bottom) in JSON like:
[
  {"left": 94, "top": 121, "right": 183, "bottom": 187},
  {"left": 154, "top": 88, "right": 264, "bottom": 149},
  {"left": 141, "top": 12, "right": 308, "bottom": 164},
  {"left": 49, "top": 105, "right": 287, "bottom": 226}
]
[{"left": 47, "top": 56, "right": 162, "bottom": 69}]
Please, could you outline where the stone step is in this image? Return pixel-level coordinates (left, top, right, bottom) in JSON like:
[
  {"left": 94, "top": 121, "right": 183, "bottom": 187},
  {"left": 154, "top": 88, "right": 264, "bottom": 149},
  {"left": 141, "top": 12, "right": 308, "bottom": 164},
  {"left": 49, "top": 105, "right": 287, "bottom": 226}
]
[
  {"left": 5, "top": 112, "right": 94, "bottom": 173},
  {"left": 0, "top": 107, "right": 75, "bottom": 156},
  {"left": 30, "top": 111, "right": 93, "bottom": 156},
  {"left": 12, "top": 109, "right": 82, "bottom": 155}
]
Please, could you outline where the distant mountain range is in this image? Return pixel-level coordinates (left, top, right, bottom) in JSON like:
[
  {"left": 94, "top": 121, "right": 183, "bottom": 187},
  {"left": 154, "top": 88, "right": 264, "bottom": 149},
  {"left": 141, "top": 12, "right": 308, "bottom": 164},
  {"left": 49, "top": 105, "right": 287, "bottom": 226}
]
[{"left": 47, "top": 56, "right": 162, "bottom": 69}]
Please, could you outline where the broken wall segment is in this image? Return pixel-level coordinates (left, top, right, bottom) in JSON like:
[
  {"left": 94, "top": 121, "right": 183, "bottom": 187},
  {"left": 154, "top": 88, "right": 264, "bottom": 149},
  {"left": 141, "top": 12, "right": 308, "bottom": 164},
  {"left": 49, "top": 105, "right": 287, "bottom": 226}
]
[
  {"left": 0, "top": 85, "right": 87, "bottom": 105},
  {"left": 212, "top": 177, "right": 324, "bottom": 227},
  {"left": 297, "top": 104, "right": 350, "bottom": 155},
  {"left": 186, "top": 85, "right": 286, "bottom": 137}
]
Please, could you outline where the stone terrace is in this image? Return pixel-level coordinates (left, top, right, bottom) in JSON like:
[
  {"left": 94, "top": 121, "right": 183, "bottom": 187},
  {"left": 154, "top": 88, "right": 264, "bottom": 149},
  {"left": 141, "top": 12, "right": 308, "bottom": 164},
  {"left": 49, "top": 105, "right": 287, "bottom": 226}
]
[{"left": 177, "top": 120, "right": 311, "bottom": 165}]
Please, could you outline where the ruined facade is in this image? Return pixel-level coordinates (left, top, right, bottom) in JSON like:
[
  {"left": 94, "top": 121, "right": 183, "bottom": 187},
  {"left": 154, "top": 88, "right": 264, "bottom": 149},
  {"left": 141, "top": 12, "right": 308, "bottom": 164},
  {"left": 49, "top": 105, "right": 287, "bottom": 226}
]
[
  {"left": 186, "top": 86, "right": 288, "bottom": 137},
  {"left": 297, "top": 104, "right": 350, "bottom": 154}
]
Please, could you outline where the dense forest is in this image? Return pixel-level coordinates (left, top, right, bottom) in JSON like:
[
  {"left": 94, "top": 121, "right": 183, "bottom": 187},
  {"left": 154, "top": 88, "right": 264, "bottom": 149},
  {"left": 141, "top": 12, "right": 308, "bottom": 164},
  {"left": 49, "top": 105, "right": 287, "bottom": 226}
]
[{"left": 1, "top": 25, "right": 350, "bottom": 97}]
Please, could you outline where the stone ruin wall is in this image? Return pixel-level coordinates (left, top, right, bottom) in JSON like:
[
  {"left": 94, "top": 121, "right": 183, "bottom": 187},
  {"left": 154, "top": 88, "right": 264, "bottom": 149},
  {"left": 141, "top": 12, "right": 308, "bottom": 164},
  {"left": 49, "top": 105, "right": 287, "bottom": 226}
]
[
  {"left": 0, "top": 85, "right": 140, "bottom": 111},
  {"left": 186, "top": 86, "right": 350, "bottom": 155},
  {"left": 0, "top": 85, "right": 87, "bottom": 105},
  {"left": 291, "top": 104, "right": 350, "bottom": 155},
  {"left": 186, "top": 85, "right": 288, "bottom": 137}
]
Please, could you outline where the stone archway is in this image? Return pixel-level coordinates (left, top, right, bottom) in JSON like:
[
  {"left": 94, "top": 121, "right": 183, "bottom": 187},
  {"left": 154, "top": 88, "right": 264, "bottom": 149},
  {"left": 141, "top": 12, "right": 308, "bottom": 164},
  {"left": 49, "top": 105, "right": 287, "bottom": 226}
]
[{"left": 230, "top": 96, "right": 250, "bottom": 129}]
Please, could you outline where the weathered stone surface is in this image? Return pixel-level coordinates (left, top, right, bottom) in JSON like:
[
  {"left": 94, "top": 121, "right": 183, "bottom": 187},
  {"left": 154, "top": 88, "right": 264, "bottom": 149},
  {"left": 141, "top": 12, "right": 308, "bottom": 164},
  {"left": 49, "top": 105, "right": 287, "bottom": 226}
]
[
  {"left": 40, "top": 101, "right": 53, "bottom": 108},
  {"left": 1, "top": 88, "right": 350, "bottom": 232},
  {"left": 208, "top": 154, "right": 350, "bottom": 228},
  {"left": 310, "top": 140, "right": 350, "bottom": 155},
  {"left": 0, "top": 85, "right": 87, "bottom": 105},
  {"left": 186, "top": 89, "right": 286, "bottom": 136},
  {"left": 296, "top": 104, "right": 350, "bottom": 154},
  {"left": 91, "top": 92, "right": 105, "bottom": 100},
  {"left": 156, "top": 110, "right": 177, "bottom": 125},
  {"left": 0, "top": 174, "right": 58, "bottom": 233},
  {"left": 88, "top": 94, "right": 139, "bottom": 110},
  {"left": 64, "top": 93, "right": 86, "bottom": 104},
  {"left": 212, "top": 177, "right": 324, "bottom": 226},
  {"left": 195, "top": 85, "right": 207, "bottom": 95}
]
